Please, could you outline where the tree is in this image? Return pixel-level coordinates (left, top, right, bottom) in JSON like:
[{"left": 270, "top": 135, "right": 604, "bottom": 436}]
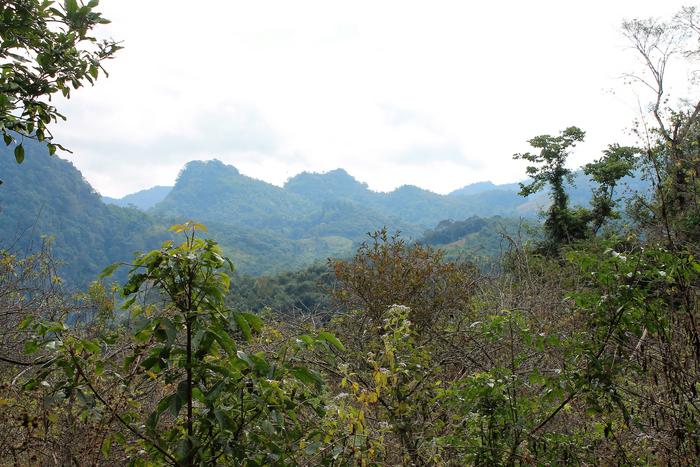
[
  {"left": 0, "top": 0, "right": 120, "bottom": 180},
  {"left": 330, "top": 228, "right": 477, "bottom": 336},
  {"left": 583, "top": 144, "right": 639, "bottom": 234},
  {"left": 623, "top": 8, "right": 700, "bottom": 243},
  {"left": 513, "top": 126, "right": 586, "bottom": 249}
]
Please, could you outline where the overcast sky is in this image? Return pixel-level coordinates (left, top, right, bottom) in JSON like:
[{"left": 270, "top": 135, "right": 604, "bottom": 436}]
[{"left": 51, "top": 0, "right": 694, "bottom": 197}]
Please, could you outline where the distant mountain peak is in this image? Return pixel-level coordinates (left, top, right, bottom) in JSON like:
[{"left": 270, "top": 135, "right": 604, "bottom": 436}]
[
  {"left": 181, "top": 159, "right": 240, "bottom": 176},
  {"left": 284, "top": 168, "right": 370, "bottom": 203},
  {"left": 392, "top": 184, "right": 429, "bottom": 194},
  {"left": 449, "top": 180, "right": 520, "bottom": 197},
  {"left": 285, "top": 167, "right": 362, "bottom": 184},
  {"left": 102, "top": 185, "right": 173, "bottom": 210}
]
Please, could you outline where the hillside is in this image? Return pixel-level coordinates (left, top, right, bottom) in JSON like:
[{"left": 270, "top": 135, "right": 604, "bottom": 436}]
[
  {"left": 2, "top": 148, "right": 644, "bottom": 287},
  {"left": 152, "top": 160, "right": 537, "bottom": 235},
  {"left": 0, "top": 146, "right": 363, "bottom": 283},
  {"left": 0, "top": 140, "right": 167, "bottom": 286}
]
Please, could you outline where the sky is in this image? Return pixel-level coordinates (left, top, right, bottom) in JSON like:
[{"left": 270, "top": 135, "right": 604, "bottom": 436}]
[{"left": 51, "top": 0, "right": 695, "bottom": 198}]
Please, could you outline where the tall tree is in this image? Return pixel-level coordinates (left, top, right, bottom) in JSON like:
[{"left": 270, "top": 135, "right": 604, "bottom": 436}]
[
  {"left": 623, "top": 8, "right": 700, "bottom": 243},
  {"left": 513, "top": 126, "right": 586, "bottom": 249}
]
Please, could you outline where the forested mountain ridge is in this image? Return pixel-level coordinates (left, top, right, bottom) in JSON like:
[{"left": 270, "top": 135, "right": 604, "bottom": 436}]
[
  {"left": 0, "top": 140, "right": 167, "bottom": 286},
  {"left": 0, "top": 141, "right": 648, "bottom": 287},
  {"left": 0, "top": 146, "right": 528, "bottom": 286},
  {"left": 144, "top": 159, "right": 647, "bottom": 227},
  {"left": 151, "top": 159, "right": 539, "bottom": 233},
  {"left": 0, "top": 146, "right": 357, "bottom": 283}
]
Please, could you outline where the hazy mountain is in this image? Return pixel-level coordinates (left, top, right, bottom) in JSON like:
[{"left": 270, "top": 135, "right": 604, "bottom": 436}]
[
  {"left": 449, "top": 181, "right": 520, "bottom": 196},
  {"left": 1, "top": 146, "right": 650, "bottom": 287},
  {"left": 151, "top": 160, "right": 543, "bottom": 236},
  {"left": 154, "top": 160, "right": 316, "bottom": 230},
  {"left": 103, "top": 185, "right": 172, "bottom": 210},
  {"left": 284, "top": 168, "right": 373, "bottom": 204}
]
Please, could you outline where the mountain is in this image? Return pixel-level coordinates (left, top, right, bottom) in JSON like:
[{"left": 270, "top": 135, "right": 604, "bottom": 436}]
[
  {"left": 154, "top": 160, "right": 316, "bottom": 231},
  {"left": 1, "top": 144, "right": 650, "bottom": 288},
  {"left": 151, "top": 160, "right": 546, "bottom": 237},
  {"left": 103, "top": 185, "right": 172, "bottom": 210},
  {"left": 284, "top": 168, "right": 373, "bottom": 203},
  {"left": 153, "top": 160, "right": 422, "bottom": 239},
  {"left": 449, "top": 181, "right": 520, "bottom": 197},
  {"left": 0, "top": 140, "right": 168, "bottom": 286},
  {"left": 0, "top": 148, "right": 364, "bottom": 283}
]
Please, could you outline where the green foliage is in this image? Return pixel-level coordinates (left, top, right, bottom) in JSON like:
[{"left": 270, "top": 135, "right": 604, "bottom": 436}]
[
  {"left": 16, "top": 223, "right": 342, "bottom": 465},
  {"left": 515, "top": 129, "right": 642, "bottom": 253},
  {"left": 226, "top": 263, "right": 334, "bottom": 315},
  {"left": 514, "top": 126, "right": 587, "bottom": 249},
  {"left": 0, "top": 0, "right": 120, "bottom": 180},
  {"left": 331, "top": 228, "right": 477, "bottom": 333},
  {"left": 420, "top": 215, "right": 541, "bottom": 266},
  {"left": 584, "top": 144, "right": 639, "bottom": 233}
]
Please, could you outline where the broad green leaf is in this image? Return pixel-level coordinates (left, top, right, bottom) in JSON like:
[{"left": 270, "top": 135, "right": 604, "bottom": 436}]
[
  {"left": 160, "top": 318, "right": 177, "bottom": 345},
  {"left": 291, "top": 366, "right": 324, "bottom": 389},
  {"left": 209, "top": 327, "right": 236, "bottom": 356},
  {"left": 318, "top": 331, "right": 345, "bottom": 352},
  {"left": 82, "top": 339, "right": 100, "bottom": 354},
  {"left": 101, "top": 435, "right": 112, "bottom": 457},
  {"left": 240, "top": 312, "right": 263, "bottom": 332}
]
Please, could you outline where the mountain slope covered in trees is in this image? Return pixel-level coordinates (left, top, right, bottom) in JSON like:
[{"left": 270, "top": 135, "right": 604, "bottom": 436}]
[
  {"left": 0, "top": 145, "right": 533, "bottom": 286},
  {"left": 1, "top": 139, "right": 650, "bottom": 288},
  {"left": 0, "top": 140, "right": 167, "bottom": 286}
]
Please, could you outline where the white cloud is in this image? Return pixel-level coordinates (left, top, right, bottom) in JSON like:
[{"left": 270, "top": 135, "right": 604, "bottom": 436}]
[{"left": 48, "top": 0, "right": 694, "bottom": 197}]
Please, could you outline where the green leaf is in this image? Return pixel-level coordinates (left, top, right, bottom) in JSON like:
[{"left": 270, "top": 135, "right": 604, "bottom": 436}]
[
  {"left": 318, "top": 332, "right": 345, "bottom": 352},
  {"left": 14, "top": 144, "right": 25, "bottom": 163},
  {"left": 19, "top": 316, "right": 34, "bottom": 330},
  {"left": 233, "top": 312, "right": 252, "bottom": 341},
  {"left": 99, "top": 262, "right": 120, "bottom": 279},
  {"left": 101, "top": 435, "right": 112, "bottom": 457},
  {"left": 160, "top": 318, "right": 177, "bottom": 345},
  {"left": 24, "top": 340, "right": 40, "bottom": 355},
  {"left": 214, "top": 409, "right": 235, "bottom": 431},
  {"left": 82, "top": 339, "right": 100, "bottom": 354},
  {"left": 240, "top": 312, "right": 263, "bottom": 332},
  {"left": 23, "top": 378, "right": 39, "bottom": 390},
  {"left": 261, "top": 419, "right": 276, "bottom": 436},
  {"left": 209, "top": 327, "right": 236, "bottom": 356},
  {"left": 236, "top": 350, "right": 254, "bottom": 368},
  {"left": 291, "top": 366, "right": 324, "bottom": 388},
  {"left": 121, "top": 296, "right": 136, "bottom": 310},
  {"left": 170, "top": 382, "right": 186, "bottom": 417}
]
